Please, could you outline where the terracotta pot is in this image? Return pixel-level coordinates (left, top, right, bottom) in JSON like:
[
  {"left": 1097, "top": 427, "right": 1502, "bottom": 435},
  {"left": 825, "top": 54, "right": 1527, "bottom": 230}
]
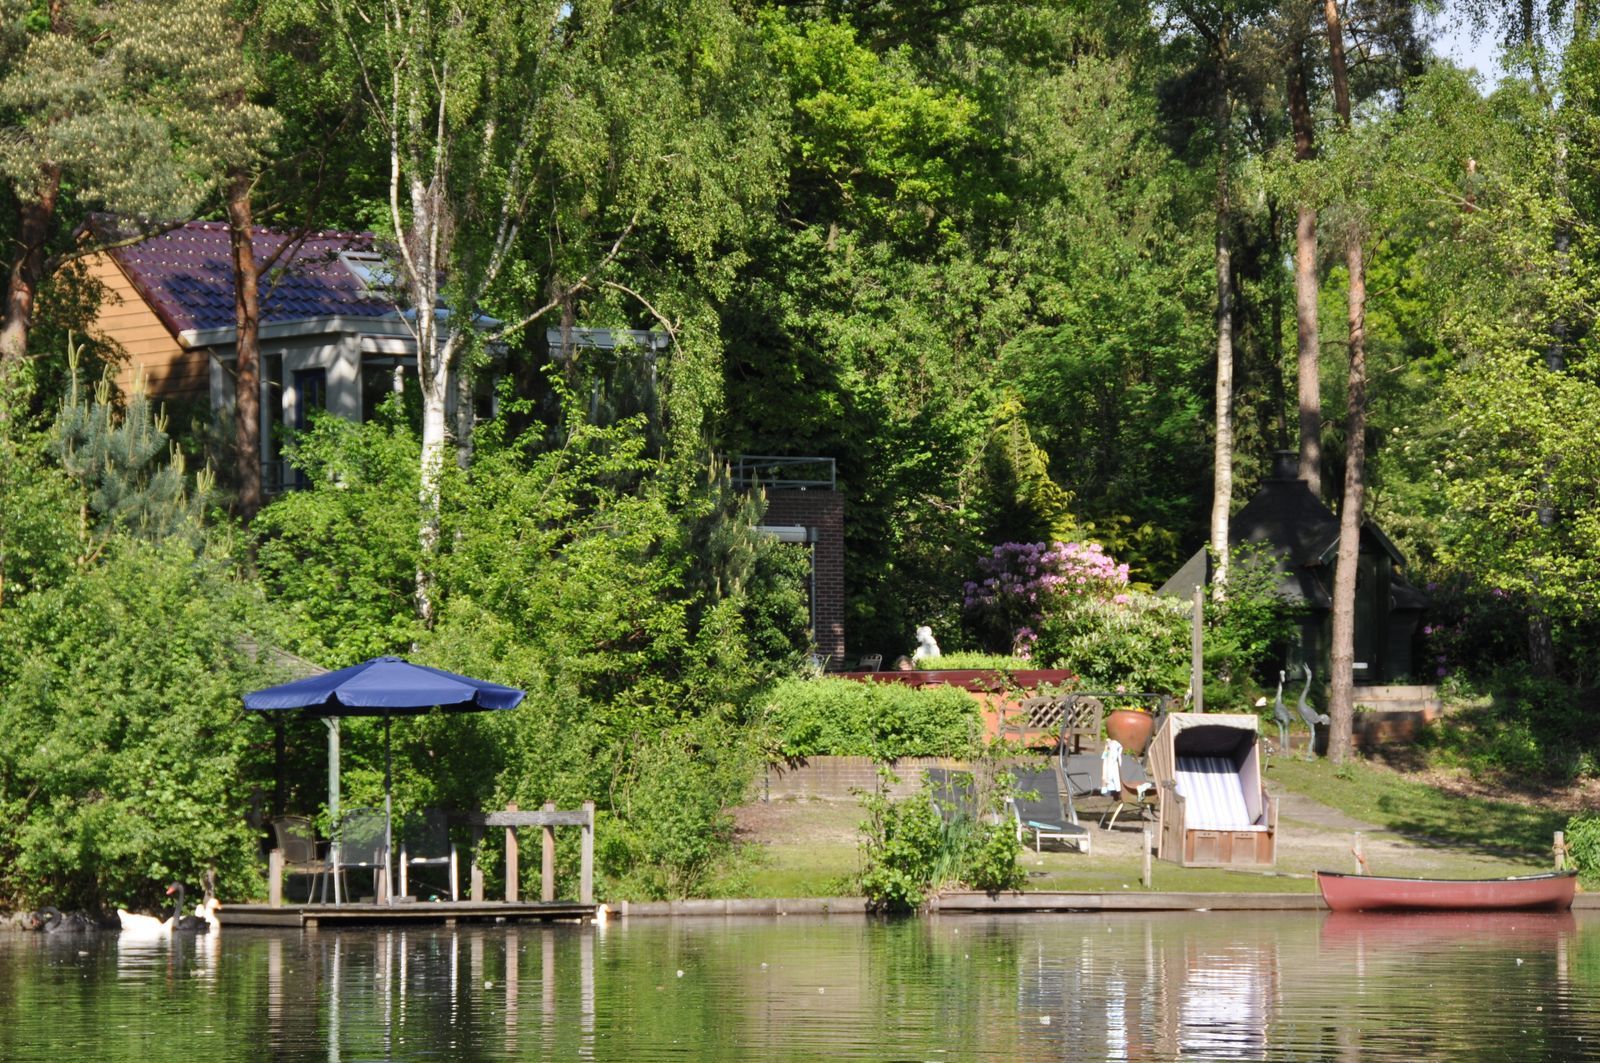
[{"left": 1105, "top": 708, "right": 1155, "bottom": 755}]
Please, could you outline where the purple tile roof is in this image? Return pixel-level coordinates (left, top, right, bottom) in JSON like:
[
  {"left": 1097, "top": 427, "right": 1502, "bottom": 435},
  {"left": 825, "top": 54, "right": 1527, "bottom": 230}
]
[{"left": 100, "top": 219, "right": 396, "bottom": 338}]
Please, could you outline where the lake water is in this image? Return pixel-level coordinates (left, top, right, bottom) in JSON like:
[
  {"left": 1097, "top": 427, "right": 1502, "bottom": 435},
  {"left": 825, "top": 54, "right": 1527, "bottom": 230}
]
[{"left": 2, "top": 910, "right": 1596, "bottom": 1060}]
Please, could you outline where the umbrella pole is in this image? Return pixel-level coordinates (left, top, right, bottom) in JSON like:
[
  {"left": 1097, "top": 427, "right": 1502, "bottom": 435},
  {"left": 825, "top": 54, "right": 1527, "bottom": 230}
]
[
  {"left": 384, "top": 716, "right": 394, "bottom": 905},
  {"left": 324, "top": 717, "right": 342, "bottom": 906}
]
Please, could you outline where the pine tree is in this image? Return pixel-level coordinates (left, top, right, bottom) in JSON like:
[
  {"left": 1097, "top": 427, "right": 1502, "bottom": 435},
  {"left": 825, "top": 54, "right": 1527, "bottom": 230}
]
[{"left": 51, "top": 341, "right": 210, "bottom": 554}]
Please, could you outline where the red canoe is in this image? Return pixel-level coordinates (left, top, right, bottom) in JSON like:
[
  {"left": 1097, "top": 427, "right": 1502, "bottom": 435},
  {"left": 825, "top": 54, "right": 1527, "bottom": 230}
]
[{"left": 1316, "top": 870, "right": 1577, "bottom": 912}]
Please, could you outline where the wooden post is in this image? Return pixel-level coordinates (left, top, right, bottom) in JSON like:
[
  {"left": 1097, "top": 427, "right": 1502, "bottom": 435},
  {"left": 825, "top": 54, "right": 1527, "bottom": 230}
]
[
  {"left": 1555, "top": 830, "right": 1567, "bottom": 870},
  {"left": 581, "top": 800, "right": 595, "bottom": 905},
  {"left": 542, "top": 800, "right": 557, "bottom": 902},
  {"left": 471, "top": 824, "right": 485, "bottom": 902},
  {"left": 269, "top": 848, "right": 284, "bottom": 907},
  {"left": 1352, "top": 831, "right": 1366, "bottom": 874},
  {"left": 1142, "top": 829, "right": 1153, "bottom": 889},
  {"left": 505, "top": 801, "right": 519, "bottom": 903},
  {"left": 1191, "top": 586, "right": 1205, "bottom": 713}
]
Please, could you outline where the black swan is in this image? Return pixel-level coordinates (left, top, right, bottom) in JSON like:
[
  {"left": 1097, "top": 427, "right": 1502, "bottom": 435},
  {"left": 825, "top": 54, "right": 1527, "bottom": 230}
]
[{"left": 167, "top": 883, "right": 214, "bottom": 933}]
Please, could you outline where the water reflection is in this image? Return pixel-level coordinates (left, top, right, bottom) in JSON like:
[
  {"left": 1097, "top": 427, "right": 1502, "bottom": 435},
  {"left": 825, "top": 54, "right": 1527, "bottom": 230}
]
[{"left": 2, "top": 912, "right": 1598, "bottom": 1060}]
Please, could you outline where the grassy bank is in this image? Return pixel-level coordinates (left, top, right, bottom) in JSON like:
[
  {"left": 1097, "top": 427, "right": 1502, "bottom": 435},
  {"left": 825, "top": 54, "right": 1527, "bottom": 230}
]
[{"left": 731, "top": 754, "right": 1563, "bottom": 900}]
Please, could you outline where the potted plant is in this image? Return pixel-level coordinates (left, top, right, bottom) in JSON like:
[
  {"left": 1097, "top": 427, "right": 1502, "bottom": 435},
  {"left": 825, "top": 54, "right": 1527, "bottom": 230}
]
[{"left": 1104, "top": 702, "right": 1156, "bottom": 755}]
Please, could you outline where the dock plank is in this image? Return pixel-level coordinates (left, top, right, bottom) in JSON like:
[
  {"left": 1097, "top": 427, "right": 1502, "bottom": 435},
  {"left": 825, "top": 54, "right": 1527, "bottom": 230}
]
[{"left": 221, "top": 900, "right": 597, "bottom": 928}]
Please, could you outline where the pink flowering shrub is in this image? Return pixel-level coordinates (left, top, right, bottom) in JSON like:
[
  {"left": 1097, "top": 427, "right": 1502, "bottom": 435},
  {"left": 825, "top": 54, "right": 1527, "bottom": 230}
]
[{"left": 962, "top": 541, "right": 1131, "bottom": 655}]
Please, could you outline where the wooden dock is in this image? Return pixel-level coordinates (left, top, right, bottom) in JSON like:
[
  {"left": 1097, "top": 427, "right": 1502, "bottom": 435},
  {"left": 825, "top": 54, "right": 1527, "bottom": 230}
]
[{"left": 221, "top": 900, "right": 599, "bottom": 929}]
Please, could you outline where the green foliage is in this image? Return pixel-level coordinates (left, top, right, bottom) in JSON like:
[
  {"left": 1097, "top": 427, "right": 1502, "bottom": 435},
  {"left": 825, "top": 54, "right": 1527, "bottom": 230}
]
[
  {"left": 762, "top": 677, "right": 982, "bottom": 759},
  {"left": 1204, "top": 542, "right": 1300, "bottom": 686},
  {"left": 606, "top": 717, "right": 757, "bottom": 900},
  {"left": 915, "top": 653, "right": 1034, "bottom": 670},
  {"left": 856, "top": 776, "right": 943, "bottom": 913},
  {"left": 856, "top": 765, "right": 1024, "bottom": 912},
  {"left": 0, "top": 535, "right": 281, "bottom": 910},
  {"left": 52, "top": 350, "right": 208, "bottom": 551},
  {"left": 963, "top": 817, "right": 1027, "bottom": 895},
  {"left": 1418, "top": 667, "right": 1595, "bottom": 783},
  {"left": 0, "top": 420, "right": 79, "bottom": 603},
  {"left": 253, "top": 406, "right": 424, "bottom": 664},
  {"left": 1035, "top": 592, "right": 1191, "bottom": 693},
  {"left": 1564, "top": 814, "right": 1600, "bottom": 886}
]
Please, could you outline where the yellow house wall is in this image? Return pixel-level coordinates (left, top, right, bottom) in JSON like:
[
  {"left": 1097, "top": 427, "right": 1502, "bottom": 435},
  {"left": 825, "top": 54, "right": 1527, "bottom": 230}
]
[{"left": 83, "top": 252, "right": 211, "bottom": 405}]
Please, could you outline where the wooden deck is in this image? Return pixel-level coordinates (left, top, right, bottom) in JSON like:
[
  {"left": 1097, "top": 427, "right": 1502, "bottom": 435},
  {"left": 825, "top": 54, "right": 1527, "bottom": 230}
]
[{"left": 221, "top": 900, "right": 598, "bottom": 929}]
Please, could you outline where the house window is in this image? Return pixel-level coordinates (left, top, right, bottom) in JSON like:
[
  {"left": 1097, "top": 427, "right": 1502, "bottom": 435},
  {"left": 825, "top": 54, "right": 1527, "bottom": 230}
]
[
  {"left": 290, "top": 368, "right": 327, "bottom": 489},
  {"left": 293, "top": 368, "right": 327, "bottom": 431}
]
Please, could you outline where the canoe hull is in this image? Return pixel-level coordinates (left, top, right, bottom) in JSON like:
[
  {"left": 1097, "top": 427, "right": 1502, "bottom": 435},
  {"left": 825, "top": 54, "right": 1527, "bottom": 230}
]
[{"left": 1316, "top": 870, "right": 1577, "bottom": 912}]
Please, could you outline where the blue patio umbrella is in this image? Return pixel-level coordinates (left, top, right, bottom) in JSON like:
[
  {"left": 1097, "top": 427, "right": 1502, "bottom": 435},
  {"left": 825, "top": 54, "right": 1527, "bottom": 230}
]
[{"left": 244, "top": 656, "right": 524, "bottom": 902}]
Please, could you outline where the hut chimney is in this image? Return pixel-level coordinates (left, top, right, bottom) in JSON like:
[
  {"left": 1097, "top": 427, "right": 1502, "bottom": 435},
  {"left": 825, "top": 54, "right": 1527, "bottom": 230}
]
[{"left": 1270, "top": 449, "right": 1300, "bottom": 482}]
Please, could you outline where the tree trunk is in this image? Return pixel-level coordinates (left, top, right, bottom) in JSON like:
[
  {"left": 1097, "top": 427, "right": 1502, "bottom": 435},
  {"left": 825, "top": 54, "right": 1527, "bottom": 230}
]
[
  {"left": 1324, "top": 0, "right": 1367, "bottom": 763},
  {"left": 1287, "top": 49, "right": 1322, "bottom": 496},
  {"left": 417, "top": 319, "right": 447, "bottom": 629},
  {"left": 0, "top": 165, "right": 63, "bottom": 395},
  {"left": 1266, "top": 195, "right": 1289, "bottom": 451},
  {"left": 1210, "top": 42, "right": 1235, "bottom": 597},
  {"left": 227, "top": 169, "right": 264, "bottom": 523}
]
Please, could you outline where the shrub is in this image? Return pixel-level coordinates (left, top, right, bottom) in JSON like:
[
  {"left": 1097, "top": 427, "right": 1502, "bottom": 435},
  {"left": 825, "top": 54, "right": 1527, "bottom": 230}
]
[
  {"left": 1565, "top": 813, "right": 1600, "bottom": 886},
  {"left": 762, "top": 677, "right": 983, "bottom": 759},
  {"left": 1034, "top": 591, "right": 1191, "bottom": 692},
  {"left": 915, "top": 653, "right": 1036, "bottom": 670},
  {"left": 856, "top": 766, "right": 1025, "bottom": 912},
  {"left": 1419, "top": 666, "right": 1593, "bottom": 782},
  {"left": 963, "top": 540, "right": 1130, "bottom": 655},
  {"left": 857, "top": 779, "right": 944, "bottom": 913}
]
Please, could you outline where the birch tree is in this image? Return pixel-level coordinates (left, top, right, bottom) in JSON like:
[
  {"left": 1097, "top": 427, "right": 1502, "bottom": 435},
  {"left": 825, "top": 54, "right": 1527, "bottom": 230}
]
[{"left": 324, "top": 0, "right": 782, "bottom": 622}]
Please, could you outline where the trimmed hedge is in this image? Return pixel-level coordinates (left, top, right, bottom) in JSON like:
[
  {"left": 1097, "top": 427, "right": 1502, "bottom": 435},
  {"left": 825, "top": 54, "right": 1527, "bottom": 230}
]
[{"left": 762, "top": 677, "right": 983, "bottom": 759}]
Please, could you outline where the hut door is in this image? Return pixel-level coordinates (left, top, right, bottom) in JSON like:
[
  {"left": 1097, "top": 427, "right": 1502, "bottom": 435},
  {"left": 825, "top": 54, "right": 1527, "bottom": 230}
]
[{"left": 1354, "top": 555, "right": 1381, "bottom": 684}]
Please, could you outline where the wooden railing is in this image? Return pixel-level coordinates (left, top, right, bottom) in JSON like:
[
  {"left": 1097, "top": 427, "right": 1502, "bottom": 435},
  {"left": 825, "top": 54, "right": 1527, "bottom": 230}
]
[
  {"left": 466, "top": 802, "right": 595, "bottom": 905},
  {"left": 266, "top": 801, "right": 596, "bottom": 907}
]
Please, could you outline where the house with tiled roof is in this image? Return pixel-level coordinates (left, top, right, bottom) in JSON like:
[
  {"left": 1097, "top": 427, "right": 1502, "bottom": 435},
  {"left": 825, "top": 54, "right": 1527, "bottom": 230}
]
[{"left": 83, "top": 218, "right": 424, "bottom": 490}]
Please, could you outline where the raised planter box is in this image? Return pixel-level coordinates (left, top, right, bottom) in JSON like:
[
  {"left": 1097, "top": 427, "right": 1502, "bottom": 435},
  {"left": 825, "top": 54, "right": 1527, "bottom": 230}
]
[{"left": 836, "top": 669, "right": 1078, "bottom": 745}]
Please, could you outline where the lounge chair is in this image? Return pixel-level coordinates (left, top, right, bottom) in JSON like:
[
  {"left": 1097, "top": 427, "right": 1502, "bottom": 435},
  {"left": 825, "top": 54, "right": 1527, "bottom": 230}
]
[
  {"left": 398, "top": 809, "right": 459, "bottom": 901},
  {"left": 1009, "top": 766, "right": 1090, "bottom": 854},
  {"left": 925, "top": 767, "right": 978, "bottom": 822},
  {"left": 269, "top": 816, "right": 333, "bottom": 903},
  {"left": 1060, "top": 748, "right": 1157, "bottom": 830},
  {"left": 330, "top": 807, "right": 390, "bottom": 903}
]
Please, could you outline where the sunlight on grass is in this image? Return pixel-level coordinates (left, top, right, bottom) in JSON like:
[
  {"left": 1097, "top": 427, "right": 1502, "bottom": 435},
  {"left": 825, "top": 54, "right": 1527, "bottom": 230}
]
[{"left": 1266, "top": 756, "right": 1565, "bottom": 857}]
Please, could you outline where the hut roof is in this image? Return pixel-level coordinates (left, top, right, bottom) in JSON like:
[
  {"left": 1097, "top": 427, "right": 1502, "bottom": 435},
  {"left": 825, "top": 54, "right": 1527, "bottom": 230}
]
[{"left": 1156, "top": 453, "right": 1409, "bottom": 609}]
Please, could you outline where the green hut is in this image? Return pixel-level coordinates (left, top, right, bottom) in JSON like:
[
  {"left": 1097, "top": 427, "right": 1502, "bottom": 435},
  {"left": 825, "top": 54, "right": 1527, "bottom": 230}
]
[{"left": 1158, "top": 452, "right": 1428, "bottom": 684}]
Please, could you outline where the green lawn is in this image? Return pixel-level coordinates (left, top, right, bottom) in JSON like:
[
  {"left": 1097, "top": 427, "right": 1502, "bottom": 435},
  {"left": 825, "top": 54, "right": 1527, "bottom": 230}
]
[
  {"left": 724, "top": 755, "right": 1568, "bottom": 901},
  {"left": 1264, "top": 757, "right": 1566, "bottom": 858}
]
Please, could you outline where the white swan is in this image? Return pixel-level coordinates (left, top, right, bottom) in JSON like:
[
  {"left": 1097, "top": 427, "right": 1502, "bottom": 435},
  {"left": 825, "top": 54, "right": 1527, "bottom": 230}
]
[
  {"left": 117, "top": 882, "right": 181, "bottom": 936},
  {"left": 116, "top": 905, "right": 174, "bottom": 935},
  {"left": 192, "top": 897, "right": 223, "bottom": 932}
]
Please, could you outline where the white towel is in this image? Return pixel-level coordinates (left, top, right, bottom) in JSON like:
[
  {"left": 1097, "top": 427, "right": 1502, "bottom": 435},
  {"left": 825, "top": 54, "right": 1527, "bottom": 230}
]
[{"left": 1100, "top": 739, "right": 1124, "bottom": 794}]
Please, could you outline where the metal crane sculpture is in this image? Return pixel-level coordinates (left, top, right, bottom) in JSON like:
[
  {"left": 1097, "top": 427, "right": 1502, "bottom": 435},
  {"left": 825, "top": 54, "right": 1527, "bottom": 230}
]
[
  {"left": 1271, "top": 670, "right": 1291, "bottom": 754},
  {"left": 1296, "top": 663, "right": 1329, "bottom": 760}
]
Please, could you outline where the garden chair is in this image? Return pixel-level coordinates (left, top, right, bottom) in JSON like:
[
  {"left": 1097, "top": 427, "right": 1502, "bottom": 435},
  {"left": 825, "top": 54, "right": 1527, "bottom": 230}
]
[
  {"left": 398, "top": 809, "right": 459, "bottom": 901},
  {"left": 330, "top": 807, "right": 390, "bottom": 904},
  {"left": 269, "top": 816, "right": 333, "bottom": 903},
  {"left": 1009, "top": 766, "right": 1090, "bottom": 854},
  {"left": 924, "top": 767, "right": 978, "bottom": 822},
  {"left": 857, "top": 653, "right": 883, "bottom": 672}
]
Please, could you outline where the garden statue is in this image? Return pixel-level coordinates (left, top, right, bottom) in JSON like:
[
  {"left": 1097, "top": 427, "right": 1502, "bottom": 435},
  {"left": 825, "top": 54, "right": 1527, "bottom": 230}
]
[
  {"left": 912, "top": 625, "right": 942, "bottom": 662},
  {"left": 1272, "top": 670, "right": 1291, "bottom": 753},
  {"left": 1296, "top": 664, "right": 1329, "bottom": 760}
]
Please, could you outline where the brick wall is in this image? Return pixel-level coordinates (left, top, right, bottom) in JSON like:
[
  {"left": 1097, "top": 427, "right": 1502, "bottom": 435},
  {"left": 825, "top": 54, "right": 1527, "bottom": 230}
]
[
  {"left": 760, "top": 756, "right": 974, "bottom": 801},
  {"left": 764, "top": 489, "right": 846, "bottom": 661}
]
